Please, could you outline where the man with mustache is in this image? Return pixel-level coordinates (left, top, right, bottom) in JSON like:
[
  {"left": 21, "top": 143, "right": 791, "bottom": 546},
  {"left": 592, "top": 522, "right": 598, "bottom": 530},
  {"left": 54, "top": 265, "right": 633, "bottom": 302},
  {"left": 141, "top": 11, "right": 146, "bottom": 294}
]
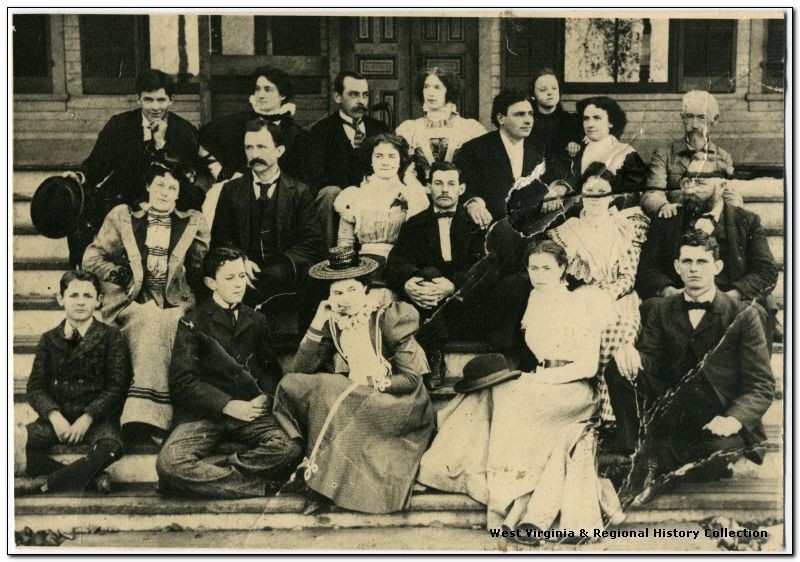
[
  {"left": 62, "top": 69, "right": 208, "bottom": 266},
  {"left": 199, "top": 66, "right": 324, "bottom": 191},
  {"left": 210, "top": 118, "right": 324, "bottom": 316},
  {"left": 634, "top": 170, "right": 779, "bottom": 352},
  {"left": 385, "top": 162, "right": 486, "bottom": 389},
  {"left": 641, "top": 90, "right": 743, "bottom": 219},
  {"left": 310, "top": 71, "right": 389, "bottom": 246}
]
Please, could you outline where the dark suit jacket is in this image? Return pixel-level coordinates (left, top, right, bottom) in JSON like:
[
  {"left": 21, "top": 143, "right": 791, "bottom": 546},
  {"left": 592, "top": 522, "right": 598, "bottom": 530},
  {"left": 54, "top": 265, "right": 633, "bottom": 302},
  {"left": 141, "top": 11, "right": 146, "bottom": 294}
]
[
  {"left": 27, "top": 320, "right": 132, "bottom": 423},
  {"left": 454, "top": 130, "right": 563, "bottom": 221},
  {"left": 636, "top": 203, "right": 779, "bottom": 305},
  {"left": 169, "top": 299, "right": 283, "bottom": 423},
  {"left": 199, "top": 111, "right": 325, "bottom": 191},
  {"left": 211, "top": 172, "right": 324, "bottom": 277},
  {"left": 80, "top": 108, "right": 203, "bottom": 208},
  {"left": 636, "top": 291, "right": 774, "bottom": 447},
  {"left": 385, "top": 205, "right": 486, "bottom": 294},
  {"left": 311, "top": 112, "right": 389, "bottom": 188}
]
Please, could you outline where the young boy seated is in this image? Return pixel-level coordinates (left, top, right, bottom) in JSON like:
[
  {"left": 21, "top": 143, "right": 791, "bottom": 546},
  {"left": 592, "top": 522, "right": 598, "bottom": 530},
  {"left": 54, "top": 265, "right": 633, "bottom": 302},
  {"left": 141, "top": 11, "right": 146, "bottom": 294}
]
[
  {"left": 156, "top": 247, "right": 302, "bottom": 499},
  {"left": 19, "top": 270, "right": 132, "bottom": 495}
]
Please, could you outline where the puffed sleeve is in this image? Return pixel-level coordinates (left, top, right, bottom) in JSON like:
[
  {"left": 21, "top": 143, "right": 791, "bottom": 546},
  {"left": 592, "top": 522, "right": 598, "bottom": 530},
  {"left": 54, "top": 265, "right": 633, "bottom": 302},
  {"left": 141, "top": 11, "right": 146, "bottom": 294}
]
[
  {"left": 461, "top": 118, "right": 487, "bottom": 144},
  {"left": 402, "top": 180, "right": 431, "bottom": 219},
  {"left": 379, "top": 302, "right": 429, "bottom": 394},
  {"left": 395, "top": 119, "right": 418, "bottom": 150},
  {"left": 333, "top": 186, "right": 361, "bottom": 224}
]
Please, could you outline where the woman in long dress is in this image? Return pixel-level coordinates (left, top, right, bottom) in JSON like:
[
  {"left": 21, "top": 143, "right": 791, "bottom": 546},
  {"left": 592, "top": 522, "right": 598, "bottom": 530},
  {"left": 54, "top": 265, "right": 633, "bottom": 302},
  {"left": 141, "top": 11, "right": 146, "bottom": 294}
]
[
  {"left": 547, "top": 162, "right": 649, "bottom": 428},
  {"left": 396, "top": 67, "right": 486, "bottom": 184},
  {"left": 82, "top": 162, "right": 209, "bottom": 439},
  {"left": 273, "top": 247, "right": 435, "bottom": 514},
  {"left": 417, "top": 240, "right": 624, "bottom": 540}
]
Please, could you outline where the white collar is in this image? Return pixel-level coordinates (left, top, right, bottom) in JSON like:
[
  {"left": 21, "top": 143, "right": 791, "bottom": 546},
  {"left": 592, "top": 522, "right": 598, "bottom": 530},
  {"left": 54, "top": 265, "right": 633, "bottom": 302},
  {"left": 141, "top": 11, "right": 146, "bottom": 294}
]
[
  {"left": 252, "top": 169, "right": 281, "bottom": 186},
  {"left": 64, "top": 318, "right": 93, "bottom": 339},
  {"left": 499, "top": 128, "right": 525, "bottom": 149},
  {"left": 339, "top": 110, "right": 363, "bottom": 125},
  {"left": 213, "top": 293, "right": 240, "bottom": 311},
  {"left": 683, "top": 286, "right": 716, "bottom": 303}
]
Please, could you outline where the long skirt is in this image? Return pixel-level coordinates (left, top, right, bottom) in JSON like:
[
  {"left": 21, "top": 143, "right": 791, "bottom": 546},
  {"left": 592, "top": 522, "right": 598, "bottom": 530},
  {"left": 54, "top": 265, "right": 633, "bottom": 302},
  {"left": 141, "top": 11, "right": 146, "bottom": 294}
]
[
  {"left": 417, "top": 372, "right": 623, "bottom": 533},
  {"left": 273, "top": 373, "right": 435, "bottom": 514},
  {"left": 117, "top": 301, "right": 184, "bottom": 431}
]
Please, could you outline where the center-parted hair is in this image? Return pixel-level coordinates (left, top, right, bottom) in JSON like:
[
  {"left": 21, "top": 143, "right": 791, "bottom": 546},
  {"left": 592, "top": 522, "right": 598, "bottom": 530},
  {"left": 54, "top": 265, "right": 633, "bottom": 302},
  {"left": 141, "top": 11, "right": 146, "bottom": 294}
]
[
  {"left": 251, "top": 66, "right": 293, "bottom": 101},
  {"left": 525, "top": 239, "right": 569, "bottom": 270},
  {"left": 60, "top": 270, "right": 103, "bottom": 297},
  {"left": 415, "top": 67, "right": 461, "bottom": 105},
  {"left": 576, "top": 96, "right": 628, "bottom": 139},
  {"left": 203, "top": 247, "right": 247, "bottom": 279},
  {"left": 360, "top": 133, "right": 411, "bottom": 178},
  {"left": 491, "top": 88, "right": 532, "bottom": 128},
  {"left": 580, "top": 161, "right": 618, "bottom": 193},
  {"left": 243, "top": 117, "right": 285, "bottom": 147},
  {"left": 677, "top": 228, "right": 721, "bottom": 260}
]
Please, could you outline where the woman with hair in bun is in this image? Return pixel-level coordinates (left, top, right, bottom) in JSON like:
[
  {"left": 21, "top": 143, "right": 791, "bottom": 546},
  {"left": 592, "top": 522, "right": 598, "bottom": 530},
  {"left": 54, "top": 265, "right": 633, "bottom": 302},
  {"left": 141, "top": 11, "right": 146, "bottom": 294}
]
[{"left": 396, "top": 67, "right": 486, "bottom": 184}]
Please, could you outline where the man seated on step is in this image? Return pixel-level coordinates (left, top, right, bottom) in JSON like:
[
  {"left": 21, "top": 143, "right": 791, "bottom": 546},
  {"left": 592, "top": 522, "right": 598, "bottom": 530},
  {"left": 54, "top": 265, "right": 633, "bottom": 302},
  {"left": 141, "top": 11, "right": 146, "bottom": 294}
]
[
  {"left": 310, "top": 70, "right": 390, "bottom": 247},
  {"left": 63, "top": 69, "right": 211, "bottom": 267},
  {"left": 156, "top": 247, "right": 302, "bottom": 499},
  {"left": 18, "top": 270, "right": 132, "bottom": 496},
  {"left": 635, "top": 170, "right": 779, "bottom": 352},
  {"left": 210, "top": 118, "right": 324, "bottom": 322},
  {"left": 614, "top": 230, "right": 774, "bottom": 505},
  {"left": 385, "top": 161, "right": 486, "bottom": 389},
  {"left": 640, "top": 90, "right": 743, "bottom": 219}
]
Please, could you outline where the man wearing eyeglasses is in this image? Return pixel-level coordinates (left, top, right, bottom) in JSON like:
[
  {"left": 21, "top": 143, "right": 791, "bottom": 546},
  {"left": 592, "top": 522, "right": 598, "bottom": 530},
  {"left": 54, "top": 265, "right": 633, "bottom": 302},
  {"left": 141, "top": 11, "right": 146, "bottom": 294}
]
[{"left": 641, "top": 90, "right": 743, "bottom": 219}]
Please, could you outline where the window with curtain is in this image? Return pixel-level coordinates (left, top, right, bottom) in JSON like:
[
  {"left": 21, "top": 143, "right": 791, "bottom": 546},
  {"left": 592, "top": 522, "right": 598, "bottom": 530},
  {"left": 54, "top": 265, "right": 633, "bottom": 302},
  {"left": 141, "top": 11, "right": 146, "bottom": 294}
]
[
  {"left": 502, "top": 18, "right": 738, "bottom": 94},
  {"left": 762, "top": 18, "right": 786, "bottom": 93}
]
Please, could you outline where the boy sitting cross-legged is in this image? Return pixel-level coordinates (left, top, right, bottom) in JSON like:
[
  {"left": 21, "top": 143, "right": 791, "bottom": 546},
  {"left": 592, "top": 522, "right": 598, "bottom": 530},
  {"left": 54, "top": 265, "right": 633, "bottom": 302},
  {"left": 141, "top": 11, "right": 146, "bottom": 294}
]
[
  {"left": 18, "top": 270, "right": 132, "bottom": 495},
  {"left": 156, "top": 246, "right": 302, "bottom": 499}
]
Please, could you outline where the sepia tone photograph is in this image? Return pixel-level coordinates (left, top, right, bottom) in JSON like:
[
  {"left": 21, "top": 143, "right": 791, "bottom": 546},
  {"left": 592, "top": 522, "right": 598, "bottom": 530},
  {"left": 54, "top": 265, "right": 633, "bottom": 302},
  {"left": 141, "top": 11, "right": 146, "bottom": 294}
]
[{"left": 8, "top": 7, "right": 789, "bottom": 553}]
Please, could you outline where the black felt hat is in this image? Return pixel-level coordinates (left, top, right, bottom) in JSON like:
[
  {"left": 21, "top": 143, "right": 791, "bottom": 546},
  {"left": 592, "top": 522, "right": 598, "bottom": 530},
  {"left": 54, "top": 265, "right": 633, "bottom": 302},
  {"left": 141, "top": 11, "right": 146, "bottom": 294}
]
[
  {"left": 29, "top": 175, "right": 86, "bottom": 239},
  {"left": 453, "top": 353, "right": 522, "bottom": 394}
]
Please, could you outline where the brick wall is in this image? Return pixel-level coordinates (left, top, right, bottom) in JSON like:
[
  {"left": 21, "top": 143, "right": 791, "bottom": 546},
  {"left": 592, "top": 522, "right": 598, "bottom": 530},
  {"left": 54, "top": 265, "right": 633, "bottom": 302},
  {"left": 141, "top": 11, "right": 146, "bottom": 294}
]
[{"left": 13, "top": 15, "right": 785, "bottom": 168}]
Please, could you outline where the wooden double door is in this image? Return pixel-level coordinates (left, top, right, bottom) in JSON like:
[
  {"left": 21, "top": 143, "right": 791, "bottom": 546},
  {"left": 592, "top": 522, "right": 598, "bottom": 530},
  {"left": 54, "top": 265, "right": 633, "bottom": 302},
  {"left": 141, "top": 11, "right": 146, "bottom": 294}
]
[{"left": 200, "top": 15, "right": 479, "bottom": 129}]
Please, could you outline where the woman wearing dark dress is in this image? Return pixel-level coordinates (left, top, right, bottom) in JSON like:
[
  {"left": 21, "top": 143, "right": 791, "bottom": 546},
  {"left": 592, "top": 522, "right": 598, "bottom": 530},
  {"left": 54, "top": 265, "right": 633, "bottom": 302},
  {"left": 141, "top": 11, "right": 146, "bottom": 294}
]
[{"left": 529, "top": 69, "right": 583, "bottom": 164}]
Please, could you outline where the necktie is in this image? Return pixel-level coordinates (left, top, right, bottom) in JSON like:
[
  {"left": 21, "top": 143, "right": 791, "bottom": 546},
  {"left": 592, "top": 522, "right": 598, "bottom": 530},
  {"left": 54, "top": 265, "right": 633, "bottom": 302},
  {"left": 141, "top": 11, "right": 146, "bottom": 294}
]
[
  {"left": 344, "top": 117, "right": 365, "bottom": 148},
  {"left": 257, "top": 182, "right": 275, "bottom": 203},
  {"left": 434, "top": 211, "right": 456, "bottom": 219},
  {"left": 684, "top": 300, "right": 713, "bottom": 311},
  {"left": 226, "top": 304, "right": 240, "bottom": 327},
  {"left": 68, "top": 330, "right": 82, "bottom": 348}
]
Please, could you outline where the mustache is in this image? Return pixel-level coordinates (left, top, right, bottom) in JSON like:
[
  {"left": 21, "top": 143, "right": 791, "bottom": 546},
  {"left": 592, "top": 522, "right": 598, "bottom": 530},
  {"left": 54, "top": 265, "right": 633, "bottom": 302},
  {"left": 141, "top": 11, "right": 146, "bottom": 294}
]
[
  {"left": 248, "top": 158, "right": 268, "bottom": 168},
  {"left": 352, "top": 105, "right": 367, "bottom": 111}
]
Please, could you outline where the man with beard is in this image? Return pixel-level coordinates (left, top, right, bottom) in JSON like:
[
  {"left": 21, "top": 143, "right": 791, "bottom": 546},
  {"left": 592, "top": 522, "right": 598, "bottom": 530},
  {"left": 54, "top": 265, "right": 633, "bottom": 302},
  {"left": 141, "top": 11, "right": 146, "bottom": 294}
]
[
  {"left": 310, "top": 71, "right": 389, "bottom": 247},
  {"left": 634, "top": 173, "right": 779, "bottom": 351},
  {"left": 210, "top": 118, "right": 324, "bottom": 315},
  {"left": 62, "top": 69, "right": 208, "bottom": 265},
  {"left": 640, "top": 90, "right": 743, "bottom": 219}
]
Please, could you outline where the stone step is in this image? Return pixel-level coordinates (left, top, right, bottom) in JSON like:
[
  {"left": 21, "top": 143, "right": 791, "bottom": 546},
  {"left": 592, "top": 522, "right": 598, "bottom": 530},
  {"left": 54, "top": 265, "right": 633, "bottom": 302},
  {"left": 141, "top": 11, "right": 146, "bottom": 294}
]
[
  {"left": 13, "top": 476, "right": 783, "bottom": 533},
  {"left": 11, "top": 396, "right": 784, "bottom": 481}
]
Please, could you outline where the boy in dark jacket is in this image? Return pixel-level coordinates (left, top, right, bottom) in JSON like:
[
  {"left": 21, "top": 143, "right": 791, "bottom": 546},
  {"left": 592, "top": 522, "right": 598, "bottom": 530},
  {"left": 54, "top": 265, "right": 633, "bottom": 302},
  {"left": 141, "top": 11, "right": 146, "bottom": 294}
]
[
  {"left": 20, "top": 270, "right": 132, "bottom": 495},
  {"left": 156, "top": 247, "right": 302, "bottom": 499}
]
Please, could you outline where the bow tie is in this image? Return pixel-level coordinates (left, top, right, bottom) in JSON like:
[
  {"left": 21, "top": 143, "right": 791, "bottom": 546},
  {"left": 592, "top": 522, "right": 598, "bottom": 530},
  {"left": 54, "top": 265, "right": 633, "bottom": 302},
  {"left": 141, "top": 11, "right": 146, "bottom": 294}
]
[
  {"left": 690, "top": 213, "right": 718, "bottom": 228},
  {"left": 434, "top": 211, "right": 455, "bottom": 219},
  {"left": 684, "top": 300, "right": 713, "bottom": 311}
]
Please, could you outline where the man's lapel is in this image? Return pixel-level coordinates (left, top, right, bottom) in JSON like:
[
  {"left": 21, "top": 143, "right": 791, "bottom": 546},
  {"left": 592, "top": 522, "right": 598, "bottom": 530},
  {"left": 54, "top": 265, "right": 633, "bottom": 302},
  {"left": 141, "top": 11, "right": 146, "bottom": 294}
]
[
  {"left": 274, "top": 174, "right": 293, "bottom": 248},
  {"left": 449, "top": 206, "right": 473, "bottom": 264},
  {"left": 233, "top": 306, "right": 256, "bottom": 339},
  {"left": 488, "top": 132, "right": 514, "bottom": 183},
  {"left": 670, "top": 295, "right": 695, "bottom": 338},
  {"left": 521, "top": 138, "right": 542, "bottom": 177}
]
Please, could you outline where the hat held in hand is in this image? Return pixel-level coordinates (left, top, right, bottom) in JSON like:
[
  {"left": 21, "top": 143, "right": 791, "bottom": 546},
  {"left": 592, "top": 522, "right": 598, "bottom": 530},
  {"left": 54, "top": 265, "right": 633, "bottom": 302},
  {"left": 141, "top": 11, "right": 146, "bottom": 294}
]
[
  {"left": 30, "top": 175, "right": 86, "bottom": 239},
  {"left": 453, "top": 353, "right": 521, "bottom": 393}
]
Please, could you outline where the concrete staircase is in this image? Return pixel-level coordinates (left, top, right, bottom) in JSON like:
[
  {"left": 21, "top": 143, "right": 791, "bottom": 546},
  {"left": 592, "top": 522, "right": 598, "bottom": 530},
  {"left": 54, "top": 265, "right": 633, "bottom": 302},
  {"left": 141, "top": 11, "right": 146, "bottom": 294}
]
[{"left": 12, "top": 169, "right": 786, "bottom": 534}]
